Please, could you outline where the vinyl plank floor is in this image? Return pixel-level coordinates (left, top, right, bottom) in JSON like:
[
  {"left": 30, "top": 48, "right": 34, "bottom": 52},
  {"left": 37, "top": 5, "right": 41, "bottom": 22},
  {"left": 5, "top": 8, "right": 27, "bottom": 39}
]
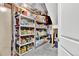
[{"left": 23, "top": 42, "right": 58, "bottom": 56}]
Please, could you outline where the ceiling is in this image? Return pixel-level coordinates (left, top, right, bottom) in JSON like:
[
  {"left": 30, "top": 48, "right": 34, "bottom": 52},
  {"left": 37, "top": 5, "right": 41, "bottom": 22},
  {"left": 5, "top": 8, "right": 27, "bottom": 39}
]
[
  {"left": 15, "top": 3, "right": 48, "bottom": 15},
  {"left": 45, "top": 3, "right": 58, "bottom": 25}
]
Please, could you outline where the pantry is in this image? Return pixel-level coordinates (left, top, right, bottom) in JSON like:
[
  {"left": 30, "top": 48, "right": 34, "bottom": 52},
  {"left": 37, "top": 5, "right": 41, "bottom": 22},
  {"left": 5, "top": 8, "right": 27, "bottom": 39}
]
[
  {"left": 11, "top": 4, "right": 50, "bottom": 56},
  {"left": 0, "top": 3, "right": 58, "bottom": 56}
]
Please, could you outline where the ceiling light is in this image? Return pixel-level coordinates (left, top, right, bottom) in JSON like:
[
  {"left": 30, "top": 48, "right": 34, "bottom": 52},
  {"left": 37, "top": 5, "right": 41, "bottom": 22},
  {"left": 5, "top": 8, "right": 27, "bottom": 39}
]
[
  {"left": 0, "top": 4, "right": 7, "bottom": 12},
  {"left": 0, "top": 6, "right": 7, "bottom": 12}
]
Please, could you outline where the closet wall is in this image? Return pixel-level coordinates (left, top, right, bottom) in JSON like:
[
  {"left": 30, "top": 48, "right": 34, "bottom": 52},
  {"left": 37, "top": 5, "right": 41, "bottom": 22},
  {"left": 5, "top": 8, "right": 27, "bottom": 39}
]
[
  {"left": 0, "top": 7, "right": 12, "bottom": 56},
  {"left": 45, "top": 3, "right": 58, "bottom": 47}
]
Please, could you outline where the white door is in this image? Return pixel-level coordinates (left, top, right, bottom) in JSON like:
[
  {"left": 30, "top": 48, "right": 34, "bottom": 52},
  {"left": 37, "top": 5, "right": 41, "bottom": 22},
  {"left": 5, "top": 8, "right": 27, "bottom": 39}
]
[{"left": 58, "top": 3, "right": 79, "bottom": 56}]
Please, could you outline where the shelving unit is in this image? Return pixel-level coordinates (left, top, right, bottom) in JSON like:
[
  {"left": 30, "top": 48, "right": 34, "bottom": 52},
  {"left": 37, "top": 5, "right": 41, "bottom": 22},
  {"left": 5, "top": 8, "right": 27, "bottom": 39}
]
[
  {"left": 35, "top": 15, "right": 48, "bottom": 47},
  {"left": 12, "top": 5, "right": 48, "bottom": 56},
  {"left": 14, "top": 13, "right": 35, "bottom": 55}
]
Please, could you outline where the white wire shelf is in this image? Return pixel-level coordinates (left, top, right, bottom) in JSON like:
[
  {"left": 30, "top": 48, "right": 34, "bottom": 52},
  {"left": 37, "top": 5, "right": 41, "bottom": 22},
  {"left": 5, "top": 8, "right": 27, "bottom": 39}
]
[
  {"left": 15, "top": 25, "right": 35, "bottom": 28},
  {"left": 36, "top": 27, "right": 47, "bottom": 29},
  {"left": 20, "top": 34, "right": 34, "bottom": 36},
  {"left": 20, "top": 25, "right": 35, "bottom": 28},
  {"left": 36, "top": 20, "right": 46, "bottom": 24},
  {"left": 20, "top": 14, "right": 35, "bottom": 21},
  {"left": 17, "top": 41, "right": 33, "bottom": 46}
]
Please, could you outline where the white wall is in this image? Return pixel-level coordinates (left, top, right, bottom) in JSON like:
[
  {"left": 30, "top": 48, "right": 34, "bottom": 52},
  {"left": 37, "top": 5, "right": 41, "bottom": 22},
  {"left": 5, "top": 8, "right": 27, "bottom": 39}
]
[
  {"left": 58, "top": 3, "right": 79, "bottom": 56},
  {"left": 45, "top": 3, "right": 58, "bottom": 25},
  {"left": 0, "top": 7, "right": 11, "bottom": 56},
  {"left": 45, "top": 3, "right": 58, "bottom": 47}
]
